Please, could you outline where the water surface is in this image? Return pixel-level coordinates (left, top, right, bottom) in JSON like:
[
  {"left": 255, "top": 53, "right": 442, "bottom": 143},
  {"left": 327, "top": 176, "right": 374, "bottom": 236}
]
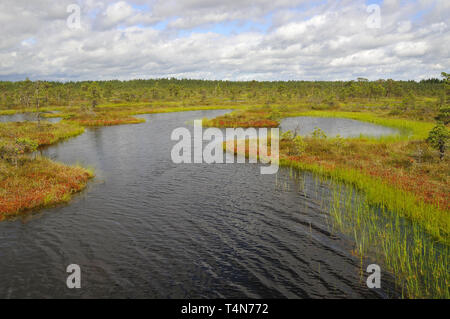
[
  {"left": 280, "top": 116, "right": 399, "bottom": 137},
  {"left": 0, "top": 110, "right": 398, "bottom": 298},
  {"left": 0, "top": 113, "right": 61, "bottom": 123}
]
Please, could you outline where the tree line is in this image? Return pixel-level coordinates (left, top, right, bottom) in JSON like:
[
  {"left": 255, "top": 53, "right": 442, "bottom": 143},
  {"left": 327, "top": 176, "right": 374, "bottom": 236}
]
[{"left": 0, "top": 76, "right": 448, "bottom": 109}]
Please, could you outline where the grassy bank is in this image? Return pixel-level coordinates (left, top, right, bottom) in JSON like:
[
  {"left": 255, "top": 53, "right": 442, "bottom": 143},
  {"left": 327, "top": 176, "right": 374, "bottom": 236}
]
[
  {"left": 103, "top": 104, "right": 239, "bottom": 113},
  {"left": 202, "top": 108, "right": 278, "bottom": 128},
  {"left": 280, "top": 157, "right": 448, "bottom": 244},
  {"left": 318, "top": 174, "right": 449, "bottom": 299},
  {"left": 0, "top": 121, "right": 93, "bottom": 217},
  {"left": 0, "top": 157, "right": 93, "bottom": 218},
  {"left": 64, "top": 112, "right": 146, "bottom": 126},
  {"left": 0, "top": 110, "right": 17, "bottom": 116},
  {"left": 0, "top": 121, "right": 84, "bottom": 146}
]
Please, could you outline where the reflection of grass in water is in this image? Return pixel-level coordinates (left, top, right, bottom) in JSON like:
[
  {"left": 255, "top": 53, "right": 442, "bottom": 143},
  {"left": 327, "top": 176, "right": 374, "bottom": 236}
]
[
  {"left": 286, "top": 168, "right": 449, "bottom": 299},
  {"left": 281, "top": 158, "right": 448, "bottom": 245},
  {"left": 328, "top": 185, "right": 448, "bottom": 299}
]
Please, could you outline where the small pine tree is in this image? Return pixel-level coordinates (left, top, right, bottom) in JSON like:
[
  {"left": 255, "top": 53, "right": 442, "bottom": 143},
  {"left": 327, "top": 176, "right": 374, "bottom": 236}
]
[
  {"left": 427, "top": 124, "right": 449, "bottom": 160},
  {"left": 293, "top": 135, "right": 306, "bottom": 155},
  {"left": 88, "top": 82, "right": 101, "bottom": 109},
  {"left": 435, "top": 106, "right": 450, "bottom": 125},
  {"left": 311, "top": 127, "right": 327, "bottom": 139}
]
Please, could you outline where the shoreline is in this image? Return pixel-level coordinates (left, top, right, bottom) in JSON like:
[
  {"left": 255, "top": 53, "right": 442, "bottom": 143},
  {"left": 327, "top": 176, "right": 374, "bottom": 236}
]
[{"left": 0, "top": 121, "right": 93, "bottom": 217}]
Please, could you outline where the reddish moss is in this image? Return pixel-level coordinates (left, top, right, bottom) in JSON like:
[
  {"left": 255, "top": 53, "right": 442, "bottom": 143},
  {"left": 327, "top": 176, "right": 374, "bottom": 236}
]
[{"left": 0, "top": 158, "right": 93, "bottom": 218}]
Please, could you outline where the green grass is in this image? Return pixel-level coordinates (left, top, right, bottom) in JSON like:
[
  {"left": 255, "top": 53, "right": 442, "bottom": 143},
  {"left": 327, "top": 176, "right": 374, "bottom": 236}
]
[
  {"left": 0, "top": 156, "right": 93, "bottom": 217},
  {"left": 282, "top": 167, "right": 449, "bottom": 298},
  {"left": 0, "top": 121, "right": 85, "bottom": 147},
  {"left": 280, "top": 158, "right": 449, "bottom": 245},
  {"left": 322, "top": 178, "right": 449, "bottom": 299},
  {"left": 0, "top": 121, "right": 93, "bottom": 217},
  {"left": 126, "top": 105, "right": 239, "bottom": 115},
  {"left": 0, "top": 110, "right": 18, "bottom": 115}
]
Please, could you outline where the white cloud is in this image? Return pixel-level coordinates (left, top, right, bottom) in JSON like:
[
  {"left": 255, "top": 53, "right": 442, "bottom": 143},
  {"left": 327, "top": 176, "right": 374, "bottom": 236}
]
[
  {"left": 0, "top": 0, "right": 448, "bottom": 81},
  {"left": 397, "top": 21, "right": 412, "bottom": 33},
  {"left": 101, "top": 1, "right": 135, "bottom": 26},
  {"left": 393, "top": 41, "right": 429, "bottom": 57}
]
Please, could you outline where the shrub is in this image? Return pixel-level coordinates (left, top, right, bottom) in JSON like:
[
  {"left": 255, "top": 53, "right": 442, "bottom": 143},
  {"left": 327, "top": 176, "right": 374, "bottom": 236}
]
[
  {"left": 333, "top": 134, "right": 345, "bottom": 148},
  {"left": 16, "top": 138, "right": 38, "bottom": 153},
  {"left": 407, "top": 141, "right": 435, "bottom": 163},
  {"left": 311, "top": 127, "right": 327, "bottom": 139},
  {"left": 293, "top": 135, "right": 306, "bottom": 154},
  {"left": 402, "top": 92, "right": 416, "bottom": 109},
  {"left": 0, "top": 138, "right": 38, "bottom": 165},
  {"left": 269, "top": 110, "right": 281, "bottom": 120},
  {"left": 0, "top": 140, "right": 15, "bottom": 159},
  {"left": 281, "top": 130, "right": 293, "bottom": 140},
  {"left": 435, "top": 106, "right": 449, "bottom": 125},
  {"left": 426, "top": 124, "right": 449, "bottom": 160}
]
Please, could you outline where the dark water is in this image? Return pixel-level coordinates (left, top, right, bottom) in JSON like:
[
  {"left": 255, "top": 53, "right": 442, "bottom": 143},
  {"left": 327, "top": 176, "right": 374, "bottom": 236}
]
[
  {"left": 280, "top": 116, "right": 398, "bottom": 137},
  {"left": 0, "top": 110, "right": 397, "bottom": 298}
]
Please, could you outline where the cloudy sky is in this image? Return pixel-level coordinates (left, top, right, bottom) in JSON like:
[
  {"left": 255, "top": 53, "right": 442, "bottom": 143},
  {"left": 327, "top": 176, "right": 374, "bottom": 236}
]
[{"left": 0, "top": 0, "right": 448, "bottom": 81}]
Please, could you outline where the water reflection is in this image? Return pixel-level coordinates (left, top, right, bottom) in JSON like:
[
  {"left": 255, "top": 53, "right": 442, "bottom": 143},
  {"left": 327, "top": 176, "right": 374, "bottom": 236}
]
[{"left": 0, "top": 113, "right": 61, "bottom": 123}]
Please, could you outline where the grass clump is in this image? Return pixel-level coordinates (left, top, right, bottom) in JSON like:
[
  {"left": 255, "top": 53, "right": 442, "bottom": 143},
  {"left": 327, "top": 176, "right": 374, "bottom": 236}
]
[
  {"left": 203, "top": 109, "right": 279, "bottom": 128},
  {"left": 64, "top": 110, "right": 145, "bottom": 126},
  {"left": 0, "top": 157, "right": 93, "bottom": 217},
  {"left": 0, "top": 121, "right": 93, "bottom": 217},
  {"left": 320, "top": 179, "right": 449, "bottom": 299},
  {"left": 0, "top": 121, "right": 84, "bottom": 147},
  {"left": 281, "top": 157, "right": 449, "bottom": 244}
]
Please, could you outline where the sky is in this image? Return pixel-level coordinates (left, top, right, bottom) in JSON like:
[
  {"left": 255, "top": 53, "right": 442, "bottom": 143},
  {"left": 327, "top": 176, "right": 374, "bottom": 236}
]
[{"left": 0, "top": 0, "right": 448, "bottom": 81}]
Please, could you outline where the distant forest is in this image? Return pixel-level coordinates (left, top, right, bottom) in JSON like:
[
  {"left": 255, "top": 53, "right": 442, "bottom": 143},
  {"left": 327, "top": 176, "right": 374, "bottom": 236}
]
[{"left": 0, "top": 77, "right": 448, "bottom": 109}]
